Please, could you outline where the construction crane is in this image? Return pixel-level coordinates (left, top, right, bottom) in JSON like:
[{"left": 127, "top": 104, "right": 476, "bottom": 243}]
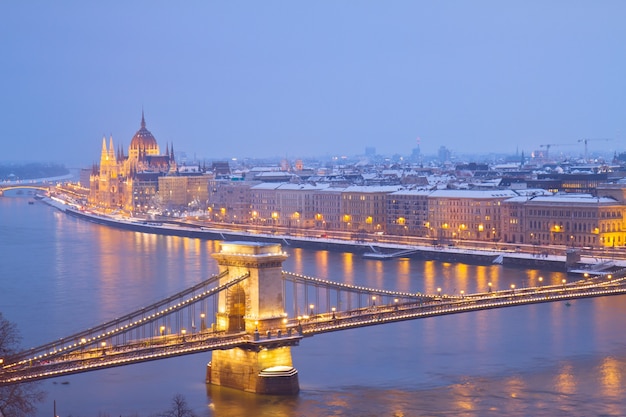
[
  {"left": 578, "top": 138, "right": 612, "bottom": 161},
  {"left": 539, "top": 143, "right": 573, "bottom": 159}
]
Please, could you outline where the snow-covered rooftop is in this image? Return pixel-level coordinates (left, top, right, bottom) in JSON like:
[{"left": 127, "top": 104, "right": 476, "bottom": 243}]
[{"left": 429, "top": 189, "right": 518, "bottom": 199}]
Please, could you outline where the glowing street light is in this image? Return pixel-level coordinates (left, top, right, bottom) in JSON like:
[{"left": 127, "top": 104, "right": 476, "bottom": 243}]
[
  {"left": 372, "top": 296, "right": 377, "bottom": 307},
  {"left": 538, "top": 276, "right": 543, "bottom": 286},
  {"left": 488, "top": 282, "right": 492, "bottom": 293},
  {"left": 309, "top": 304, "right": 315, "bottom": 317},
  {"left": 510, "top": 284, "right": 516, "bottom": 294},
  {"left": 331, "top": 307, "right": 336, "bottom": 320},
  {"left": 296, "top": 316, "right": 304, "bottom": 334}
]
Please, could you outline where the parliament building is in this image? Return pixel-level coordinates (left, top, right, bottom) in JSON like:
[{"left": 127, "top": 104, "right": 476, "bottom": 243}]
[{"left": 88, "top": 112, "right": 200, "bottom": 214}]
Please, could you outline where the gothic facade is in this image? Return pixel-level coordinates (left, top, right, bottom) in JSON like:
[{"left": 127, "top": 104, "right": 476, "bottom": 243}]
[{"left": 89, "top": 112, "right": 176, "bottom": 213}]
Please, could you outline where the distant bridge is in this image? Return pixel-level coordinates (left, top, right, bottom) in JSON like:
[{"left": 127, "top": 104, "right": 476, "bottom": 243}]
[
  {"left": 0, "top": 183, "right": 52, "bottom": 196},
  {"left": 2, "top": 264, "right": 626, "bottom": 386}
]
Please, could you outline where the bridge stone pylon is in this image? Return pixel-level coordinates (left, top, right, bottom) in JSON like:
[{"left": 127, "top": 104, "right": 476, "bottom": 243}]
[{"left": 208, "top": 241, "right": 299, "bottom": 394}]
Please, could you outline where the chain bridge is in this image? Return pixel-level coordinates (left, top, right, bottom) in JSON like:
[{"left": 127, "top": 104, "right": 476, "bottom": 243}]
[{"left": 2, "top": 241, "right": 626, "bottom": 394}]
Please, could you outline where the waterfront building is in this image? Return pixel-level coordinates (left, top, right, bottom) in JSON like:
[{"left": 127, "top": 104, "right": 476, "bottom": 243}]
[
  {"left": 88, "top": 112, "right": 177, "bottom": 213},
  {"left": 272, "top": 183, "right": 328, "bottom": 229},
  {"left": 499, "top": 189, "right": 553, "bottom": 244},
  {"left": 427, "top": 189, "right": 518, "bottom": 243},
  {"left": 502, "top": 193, "right": 626, "bottom": 248},
  {"left": 386, "top": 189, "right": 430, "bottom": 236},
  {"left": 199, "top": 175, "right": 626, "bottom": 249},
  {"left": 132, "top": 172, "right": 160, "bottom": 212},
  {"left": 68, "top": 141, "right": 618, "bottom": 249},
  {"left": 208, "top": 179, "right": 257, "bottom": 223},
  {"left": 339, "top": 185, "right": 402, "bottom": 233},
  {"left": 158, "top": 169, "right": 211, "bottom": 210},
  {"left": 313, "top": 187, "right": 343, "bottom": 231},
  {"left": 248, "top": 182, "right": 280, "bottom": 226},
  {"left": 158, "top": 176, "right": 188, "bottom": 207},
  {"left": 185, "top": 173, "right": 211, "bottom": 208},
  {"left": 249, "top": 182, "right": 329, "bottom": 229},
  {"left": 89, "top": 135, "right": 124, "bottom": 210}
]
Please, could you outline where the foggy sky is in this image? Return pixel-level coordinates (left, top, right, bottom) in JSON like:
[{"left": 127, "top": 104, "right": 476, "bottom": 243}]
[{"left": 1, "top": 1, "right": 625, "bottom": 166}]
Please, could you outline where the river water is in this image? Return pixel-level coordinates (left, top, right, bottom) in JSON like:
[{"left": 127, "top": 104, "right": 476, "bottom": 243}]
[{"left": 2, "top": 194, "right": 626, "bottom": 416}]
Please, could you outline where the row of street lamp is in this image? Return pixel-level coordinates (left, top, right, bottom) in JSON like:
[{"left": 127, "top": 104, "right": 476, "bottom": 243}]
[
  {"left": 435, "top": 276, "right": 573, "bottom": 298},
  {"left": 95, "top": 273, "right": 604, "bottom": 352},
  {"left": 299, "top": 296, "right": 402, "bottom": 321}
]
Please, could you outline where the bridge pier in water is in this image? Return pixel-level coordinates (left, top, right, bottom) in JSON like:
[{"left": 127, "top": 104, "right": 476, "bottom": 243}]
[{"left": 207, "top": 241, "right": 300, "bottom": 395}]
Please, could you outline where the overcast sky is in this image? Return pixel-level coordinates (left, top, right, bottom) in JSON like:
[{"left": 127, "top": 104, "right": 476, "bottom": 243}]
[{"left": 1, "top": 1, "right": 625, "bottom": 166}]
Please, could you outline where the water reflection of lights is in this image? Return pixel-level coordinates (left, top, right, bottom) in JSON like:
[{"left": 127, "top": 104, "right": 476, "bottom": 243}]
[
  {"left": 504, "top": 376, "right": 526, "bottom": 412},
  {"left": 452, "top": 380, "right": 477, "bottom": 412},
  {"left": 423, "top": 260, "right": 436, "bottom": 294},
  {"left": 554, "top": 363, "right": 576, "bottom": 394},
  {"left": 314, "top": 250, "right": 329, "bottom": 278},
  {"left": 455, "top": 263, "right": 469, "bottom": 291},
  {"left": 600, "top": 357, "right": 622, "bottom": 395}
]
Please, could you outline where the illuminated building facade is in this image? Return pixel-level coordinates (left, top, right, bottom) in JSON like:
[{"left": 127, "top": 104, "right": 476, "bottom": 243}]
[
  {"left": 158, "top": 174, "right": 211, "bottom": 209},
  {"left": 313, "top": 187, "right": 343, "bottom": 231},
  {"left": 89, "top": 112, "right": 179, "bottom": 213},
  {"left": 427, "top": 190, "right": 517, "bottom": 243},
  {"left": 208, "top": 180, "right": 258, "bottom": 223},
  {"left": 339, "top": 186, "right": 401, "bottom": 232},
  {"left": 203, "top": 179, "right": 626, "bottom": 248},
  {"left": 386, "top": 189, "right": 430, "bottom": 236},
  {"left": 247, "top": 183, "right": 329, "bottom": 228},
  {"left": 503, "top": 194, "right": 626, "bottom": 247}
]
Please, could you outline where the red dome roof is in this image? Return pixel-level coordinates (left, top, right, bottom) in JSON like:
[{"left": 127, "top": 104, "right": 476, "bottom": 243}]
[{"left": 129, "top": 113, "right": 158, "bottom": 151}]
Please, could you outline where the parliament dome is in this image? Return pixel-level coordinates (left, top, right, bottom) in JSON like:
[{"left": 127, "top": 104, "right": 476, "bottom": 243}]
[{"left": 129, "top": 112, "right": 158, "bottom": 153}]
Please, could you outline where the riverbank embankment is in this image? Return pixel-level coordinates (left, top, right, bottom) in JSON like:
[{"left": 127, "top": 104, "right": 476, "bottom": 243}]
[{"left": 41, "top": 197, "right": 624, "bottom": 274}]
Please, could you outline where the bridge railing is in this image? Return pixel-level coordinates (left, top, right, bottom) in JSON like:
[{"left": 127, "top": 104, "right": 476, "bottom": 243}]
[
  {"left": 3, "top": 270, "right": 626, "bottom": 385},
  {"left": 3, "top": 270, "right": 248, "bottom": 369},
  {"left": 282, "top": 271, "right": 430, "bottom": 319},
  {"left": 295, "top": 273, "right": 626, "bottom": 336}
]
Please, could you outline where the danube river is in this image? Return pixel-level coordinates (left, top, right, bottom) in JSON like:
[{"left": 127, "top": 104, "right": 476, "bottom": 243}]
[{"left": 3, "top": 194, "right": 626, "bottom": 416}]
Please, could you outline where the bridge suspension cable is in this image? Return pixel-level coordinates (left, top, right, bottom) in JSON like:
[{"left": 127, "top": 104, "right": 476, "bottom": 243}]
[
  {"left": 281, "top": 271, "right": 430, "bottom": 318},
  {"left": 4, "top": 270, "right": 247, "bottom": 369},
  {"left": 5, "top": 270, "right": 626, "bottom": 386}
]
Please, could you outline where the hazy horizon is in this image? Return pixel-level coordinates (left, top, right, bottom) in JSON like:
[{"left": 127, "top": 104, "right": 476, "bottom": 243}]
[{"left": 2, "top": 2, "right": 625, "bottom": 166}]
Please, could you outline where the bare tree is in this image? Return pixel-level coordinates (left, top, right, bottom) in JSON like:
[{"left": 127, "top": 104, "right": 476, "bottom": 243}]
[
  {"left": 0, "top": 313, "right": 46, "bottom": 416},
  {"left": 158, "top": 394, "right": 197, "bottom": 417}
]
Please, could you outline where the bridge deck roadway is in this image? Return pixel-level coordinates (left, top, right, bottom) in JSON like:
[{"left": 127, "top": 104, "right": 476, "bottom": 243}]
[
  {"left": 2, "top": 276, "right": 625, "bottom": 385},
  {"left": 299, "top": 276, "right": 626, "bottom": 335},
  {"left": 0, "top": 330, "right": 304, "bottom": 386}
]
